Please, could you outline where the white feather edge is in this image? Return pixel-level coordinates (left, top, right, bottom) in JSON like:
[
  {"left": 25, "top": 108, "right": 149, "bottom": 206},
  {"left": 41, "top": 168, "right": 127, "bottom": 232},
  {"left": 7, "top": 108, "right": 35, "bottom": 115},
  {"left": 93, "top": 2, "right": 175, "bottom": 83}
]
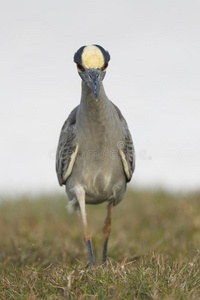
[
  {"left": 119, "top": 149, "right": 131, "bottom": 180},
  {"left": 63, "top": 144, "right": 79, "bottom": 182}
]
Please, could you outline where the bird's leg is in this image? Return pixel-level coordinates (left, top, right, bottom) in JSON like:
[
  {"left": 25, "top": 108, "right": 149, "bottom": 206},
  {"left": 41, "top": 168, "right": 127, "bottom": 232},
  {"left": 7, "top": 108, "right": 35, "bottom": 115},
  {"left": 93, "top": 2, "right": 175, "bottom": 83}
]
[
  {"left": 102, "top": 202, "right": 113, "bottom": 266},
  {"left": 76, "top": 187, "right": 96, "bottom": 266}
]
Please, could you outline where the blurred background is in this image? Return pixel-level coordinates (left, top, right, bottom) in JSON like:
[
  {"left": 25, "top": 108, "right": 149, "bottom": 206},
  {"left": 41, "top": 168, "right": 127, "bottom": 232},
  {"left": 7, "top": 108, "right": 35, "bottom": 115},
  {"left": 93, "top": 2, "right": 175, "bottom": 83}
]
[{"left": 0, "top": 0, "right": 200, "bottom": 196}]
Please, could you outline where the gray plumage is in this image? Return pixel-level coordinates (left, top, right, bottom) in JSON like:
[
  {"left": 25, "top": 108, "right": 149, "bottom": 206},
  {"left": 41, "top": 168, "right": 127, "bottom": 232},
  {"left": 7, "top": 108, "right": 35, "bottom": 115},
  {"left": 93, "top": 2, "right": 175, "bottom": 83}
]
[{"left": 56, "top": 45, "right": 135, "bottom": 266}]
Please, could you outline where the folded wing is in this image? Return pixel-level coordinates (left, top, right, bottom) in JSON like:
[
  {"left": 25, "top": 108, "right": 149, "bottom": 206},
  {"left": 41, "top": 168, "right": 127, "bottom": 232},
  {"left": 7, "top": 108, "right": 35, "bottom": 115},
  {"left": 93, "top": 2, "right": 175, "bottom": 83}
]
[
  {"left": 56, "top": 106, "right": 79, "bottom": 186},
  {"left": 111, "top": 102, "right": 135, "bottom": 182}
]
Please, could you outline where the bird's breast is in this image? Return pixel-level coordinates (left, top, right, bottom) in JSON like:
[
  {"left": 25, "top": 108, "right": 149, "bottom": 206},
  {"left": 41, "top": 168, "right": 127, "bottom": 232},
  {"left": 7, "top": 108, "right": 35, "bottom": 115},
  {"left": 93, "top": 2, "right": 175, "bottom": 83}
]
[
  {"left": 71, "top": 101, "right": 126, "bottom": 202},
  {"left": 73, "top": 152, "right": 125, "bottom": 204}
]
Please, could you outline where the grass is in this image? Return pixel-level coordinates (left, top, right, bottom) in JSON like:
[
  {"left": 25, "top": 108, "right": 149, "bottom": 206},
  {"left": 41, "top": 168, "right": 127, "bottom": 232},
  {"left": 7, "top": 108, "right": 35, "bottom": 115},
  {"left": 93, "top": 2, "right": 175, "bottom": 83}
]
[{"left": 0, "top": 189, "right": 200, "bottom": 299}]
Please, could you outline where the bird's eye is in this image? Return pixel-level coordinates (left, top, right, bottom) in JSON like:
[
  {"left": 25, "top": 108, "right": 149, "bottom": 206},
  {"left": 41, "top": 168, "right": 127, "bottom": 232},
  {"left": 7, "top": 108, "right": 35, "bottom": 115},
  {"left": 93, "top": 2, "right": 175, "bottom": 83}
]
[
  {"left": 77, "top": 64, "right": 85, "bottom": 71},
  {"left": 102, "top": 62, "right": 108, "bottom": 71}
]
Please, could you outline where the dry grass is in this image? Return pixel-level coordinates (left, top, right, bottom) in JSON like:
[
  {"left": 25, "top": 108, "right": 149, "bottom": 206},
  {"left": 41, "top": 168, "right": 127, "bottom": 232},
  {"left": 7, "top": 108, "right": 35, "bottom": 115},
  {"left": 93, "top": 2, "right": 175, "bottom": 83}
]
[{"left": 0, "top": 190, "right": 200, "bottom": 299}]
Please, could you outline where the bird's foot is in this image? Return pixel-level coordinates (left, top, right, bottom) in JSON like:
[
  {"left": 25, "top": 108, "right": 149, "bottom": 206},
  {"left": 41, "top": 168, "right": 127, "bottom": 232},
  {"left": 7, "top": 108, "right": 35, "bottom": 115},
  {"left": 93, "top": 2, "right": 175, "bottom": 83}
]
[{"left": 86, "top": 239, "right": 96, "bottom": 266}]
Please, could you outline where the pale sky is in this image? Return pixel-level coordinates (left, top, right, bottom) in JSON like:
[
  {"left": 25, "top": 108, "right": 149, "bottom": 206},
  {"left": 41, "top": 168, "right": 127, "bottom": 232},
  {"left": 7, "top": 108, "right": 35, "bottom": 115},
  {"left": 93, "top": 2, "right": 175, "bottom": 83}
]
[{"left": 0, "top": 0, "right": 200, "bottom": 196}]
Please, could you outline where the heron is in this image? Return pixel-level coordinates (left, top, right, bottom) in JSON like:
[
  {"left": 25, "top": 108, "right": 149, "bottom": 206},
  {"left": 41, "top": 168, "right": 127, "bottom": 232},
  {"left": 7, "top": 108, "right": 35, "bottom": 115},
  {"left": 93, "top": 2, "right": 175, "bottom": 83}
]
[{"left": 56, "top": 45, "right": 135, "bottom": 266}]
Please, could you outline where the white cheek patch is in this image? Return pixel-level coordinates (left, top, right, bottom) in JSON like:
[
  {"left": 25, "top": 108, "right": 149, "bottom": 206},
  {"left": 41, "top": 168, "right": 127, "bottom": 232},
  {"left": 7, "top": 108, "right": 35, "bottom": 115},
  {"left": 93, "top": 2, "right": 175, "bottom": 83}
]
[{"left": 82, "top": 45, "right": 104, "bottom": 69}]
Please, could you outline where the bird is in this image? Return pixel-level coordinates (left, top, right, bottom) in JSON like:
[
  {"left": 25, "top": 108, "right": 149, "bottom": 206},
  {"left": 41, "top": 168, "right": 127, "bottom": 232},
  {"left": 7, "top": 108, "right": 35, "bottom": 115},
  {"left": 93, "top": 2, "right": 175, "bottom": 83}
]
[{"left": 56, "top": 44, "right": 135, "bottom": 266}]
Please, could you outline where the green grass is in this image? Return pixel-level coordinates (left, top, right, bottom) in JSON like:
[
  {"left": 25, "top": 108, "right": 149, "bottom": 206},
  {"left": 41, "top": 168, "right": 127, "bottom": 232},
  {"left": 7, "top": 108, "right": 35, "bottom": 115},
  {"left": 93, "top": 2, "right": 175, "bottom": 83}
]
[{"left": 0, "top": 190, "right": 200, "bottom": 299}]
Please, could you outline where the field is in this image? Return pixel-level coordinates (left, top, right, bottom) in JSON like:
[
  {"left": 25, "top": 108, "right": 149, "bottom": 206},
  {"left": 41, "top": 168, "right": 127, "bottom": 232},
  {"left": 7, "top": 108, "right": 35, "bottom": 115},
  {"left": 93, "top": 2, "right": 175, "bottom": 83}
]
[{"left": 0, "top": 189, "right": 200, "bottom": 299}]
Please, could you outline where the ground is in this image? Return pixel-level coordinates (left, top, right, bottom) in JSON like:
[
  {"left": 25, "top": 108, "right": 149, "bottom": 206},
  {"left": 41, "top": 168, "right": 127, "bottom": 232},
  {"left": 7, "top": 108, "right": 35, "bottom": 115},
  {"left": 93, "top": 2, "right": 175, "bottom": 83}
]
[{"left": 0, "top": 190, "right": 200, "bottom": 299}]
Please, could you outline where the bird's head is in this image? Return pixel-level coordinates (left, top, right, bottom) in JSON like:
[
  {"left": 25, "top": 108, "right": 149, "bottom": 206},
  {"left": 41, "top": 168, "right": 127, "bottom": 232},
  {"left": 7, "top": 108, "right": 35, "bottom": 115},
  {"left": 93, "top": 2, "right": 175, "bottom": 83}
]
[{"left": 74, "top": 45, "right": 110, "bottom": 101}]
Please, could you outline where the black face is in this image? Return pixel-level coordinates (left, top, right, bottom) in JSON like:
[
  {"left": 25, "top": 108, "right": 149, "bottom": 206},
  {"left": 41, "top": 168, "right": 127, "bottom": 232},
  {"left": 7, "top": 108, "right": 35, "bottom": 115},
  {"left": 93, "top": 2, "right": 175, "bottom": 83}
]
[
  {"left": 74, "top": 45, "right": 110, "bottom": 68},
  {"left": 73, "top": 45, "right": 111, "bottom": 100}
]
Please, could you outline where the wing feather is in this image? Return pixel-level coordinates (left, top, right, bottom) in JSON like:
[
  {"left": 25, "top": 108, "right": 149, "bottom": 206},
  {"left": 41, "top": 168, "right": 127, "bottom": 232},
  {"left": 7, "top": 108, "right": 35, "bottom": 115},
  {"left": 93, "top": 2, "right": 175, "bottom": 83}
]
[
  {"left": 111, "top": 102, "right": 135, "bottom": 182},
  {"left": 56, "top": 106, "right": 79, "bottom": 186}
]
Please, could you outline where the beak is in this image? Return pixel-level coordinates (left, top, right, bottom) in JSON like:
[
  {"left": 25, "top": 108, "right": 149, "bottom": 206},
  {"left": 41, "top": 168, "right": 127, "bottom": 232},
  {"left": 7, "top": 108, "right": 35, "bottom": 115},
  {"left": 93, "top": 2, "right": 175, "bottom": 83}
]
[{"left": 85, "top": 69, "right": 101, "bottom": 101}]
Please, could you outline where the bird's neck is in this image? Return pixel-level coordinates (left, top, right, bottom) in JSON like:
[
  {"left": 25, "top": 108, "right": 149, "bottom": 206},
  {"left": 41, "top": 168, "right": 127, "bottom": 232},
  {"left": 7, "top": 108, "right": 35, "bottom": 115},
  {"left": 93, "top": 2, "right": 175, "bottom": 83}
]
[
  {"left": 77, "top": 81, "right": 117, "bottom": 145},
  {"left": 79, "top": 81, "right": 110, "bottom": 119}
]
